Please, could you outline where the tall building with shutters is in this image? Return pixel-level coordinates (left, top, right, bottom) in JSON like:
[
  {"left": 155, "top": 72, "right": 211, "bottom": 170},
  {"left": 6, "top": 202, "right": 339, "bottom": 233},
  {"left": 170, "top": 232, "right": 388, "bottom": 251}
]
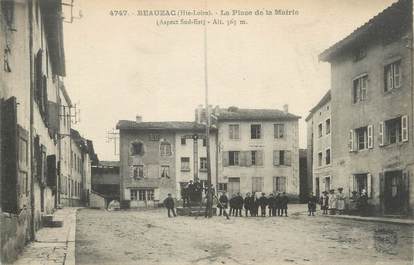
[
  {"left": 306, "top": 90, "right": 332, "bottom": 198},
  {"left": 195, "top": 106, "right": 301, "bottom": 199},
  {"left": 318, "top": 0, "right": 414, "bottom": 215}
]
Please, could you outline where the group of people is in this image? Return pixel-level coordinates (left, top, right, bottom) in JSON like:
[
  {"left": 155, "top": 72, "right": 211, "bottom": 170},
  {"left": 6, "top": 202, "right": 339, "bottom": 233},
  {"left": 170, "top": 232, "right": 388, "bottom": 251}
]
[
  {"left": 307, "top": 187, "right": 349, "bottom": 216},
  {"left": 218, "top": 192, "right": 289, "bottom": 217},
  {"left": 181, "top": 180, "right": 204, "bottom": 206}
]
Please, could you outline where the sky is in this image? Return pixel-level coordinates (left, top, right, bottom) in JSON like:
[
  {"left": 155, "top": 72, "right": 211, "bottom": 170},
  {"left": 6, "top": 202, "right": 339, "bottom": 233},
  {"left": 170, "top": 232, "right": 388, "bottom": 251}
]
[{"left": 62, "top": 0, "right": 397, "bottom": 161}]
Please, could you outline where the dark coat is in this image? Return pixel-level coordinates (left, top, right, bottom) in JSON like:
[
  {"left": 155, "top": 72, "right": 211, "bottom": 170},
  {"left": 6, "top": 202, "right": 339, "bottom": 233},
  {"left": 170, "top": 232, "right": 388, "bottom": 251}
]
[
  {"left": 164, "top": 197, "right": 175, "bottom": 209},
  {"left": 218, "top": 194, "right": 228, "bottom": 208},
  {"left": 229, "top": 197, "right": 236, "bottom": 208},
  {"left": 267, "top": 196, "right": 275, "bottom": 208},
  {"left": 258, "top": 196, "right": 268, "bottom": 207},
  {"left": 244, "top": 196, "right": 251, "bottom": 209},
  {"left": 234, "top": 195, "right": 244, "bottom": 209},
  {"left": 281, "top": 194, "right": 289, "bottom": 209}
]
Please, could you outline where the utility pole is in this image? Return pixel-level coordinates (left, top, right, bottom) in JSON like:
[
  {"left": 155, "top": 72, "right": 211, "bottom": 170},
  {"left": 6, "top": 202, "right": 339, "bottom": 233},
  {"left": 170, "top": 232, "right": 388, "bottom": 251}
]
[{"left": 204, "top": 11, "right": 213, "bottom": 218}]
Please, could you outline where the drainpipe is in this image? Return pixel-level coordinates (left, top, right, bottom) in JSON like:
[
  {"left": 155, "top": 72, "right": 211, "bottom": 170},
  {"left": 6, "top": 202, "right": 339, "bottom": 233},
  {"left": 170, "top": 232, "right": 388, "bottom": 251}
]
[{"left": 28, "top": 0, "right": 35, "bottom": 241}]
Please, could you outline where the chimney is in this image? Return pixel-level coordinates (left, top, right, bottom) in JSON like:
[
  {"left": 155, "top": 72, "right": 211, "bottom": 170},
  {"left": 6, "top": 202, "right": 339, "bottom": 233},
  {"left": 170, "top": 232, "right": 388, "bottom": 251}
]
[
  {"left": 136, "top": 115, "right": 142, "bottom": 123},
  {"left": 283, "top": 104, "right": 289, "bottom": 113},
  {"left": 195, "top": 104, "right": 203, "bottom": 124}
]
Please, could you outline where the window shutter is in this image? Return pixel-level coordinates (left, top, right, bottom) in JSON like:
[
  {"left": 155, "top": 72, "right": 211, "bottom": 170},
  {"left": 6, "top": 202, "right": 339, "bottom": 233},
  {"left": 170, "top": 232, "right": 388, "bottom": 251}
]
[
  {"left": 239, "top": 151, "right": 247, "bottom": 167},
  {"left": 222, "top": 151, "right": 229, "bottom": 167},
  {"left": 367, "top": 173, "right": 372, "bottom": 198},
  {"left": 245, "top": 151, "right": 252, "bottom": 167},
  {"left": 47, "top": 155, "right": 57, "bottom": 187},
  {"left": 1, "top": 97, "right": 19, "bottom": 213},
  {"left": 228, "top": 125, "right": 233, "bottom": 139},
  {"left": 348, "top": 175, "right": 354, "bottom": 196},
  {"left": 367, "top": 125, "right": 373, "bottom": 148},
  {"left": 394, "top": 63, "right": 401, "bottom": 88},
  {"left": 273, "top": 150, "right": 280, "bottom": 166},
  {"left": 379, "top": 122, "right": 384, "bottom": 146},
  {"left": 349, "top": 130, "right": 354, "bottom": 152},
  {"left": 130, "top": 166, "right": 134, "bottom": 178},
  {"left": 388, "top": 65, "right": 394, "bottom": 90},
  {"left": 256, "top": 150, "right": 263, "bottom": 166},
  {"left": 401, "top": 115, "right": 408, "bottom": 142},
  {"left": 284, "top": 150, "right": 291, "bottom": 166},
  {"left": 402, "top": 171, "right": 409, "bottom": 210},
  {"left": 379, "top": 172, "right": 385, "bottom": 210}
]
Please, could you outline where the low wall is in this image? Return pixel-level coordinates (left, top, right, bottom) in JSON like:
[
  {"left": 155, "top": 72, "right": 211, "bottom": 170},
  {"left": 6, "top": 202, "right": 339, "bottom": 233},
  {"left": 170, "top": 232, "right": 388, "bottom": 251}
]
[{"left": 89, "top": 192, "right": 107, "bottom": 209}]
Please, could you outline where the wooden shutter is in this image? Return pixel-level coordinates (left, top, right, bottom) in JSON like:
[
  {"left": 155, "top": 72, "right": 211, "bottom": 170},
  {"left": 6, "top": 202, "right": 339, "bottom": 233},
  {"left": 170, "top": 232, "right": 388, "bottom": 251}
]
[
  {"left": 129, "top": 166, "right": 134, "bottom": 178},
  {"left": 379, "top": 172, "right": 385, "bottom": 212},
  {"left": 245, "top": 151, "right": 252, "bottom": 167},
  {"left": 256, "top": 150, "right": 264, "bottom": 166},
  {"left": 273, "top": 150, "right": 280, "bottom": 166},
  {"left": 47, "top": 155, "right": 57, "bottom": 187},
  {"left": 402, "top": 171, "right": 409, "bottom": 212},
  {"left": 367, "top": 125, "right": 373, "bottom": 148},
  {"left": 379, "top": 122, "right": 384, "bottom": 146},
  {"left": 349, "top": 130, "right": 354, "bottom": 152},
  {"left": 1, "top": 97, "right": 19, "bottom": 213},
  {"left": 401, "top": 115, "right": 408, "bottom": 142},
  {"left": 222, "top": 151, "right": 229, "bottom": 167},
  {"left": 239, "top": 151, "right": 247, "bottom": 167},
  {"left": 367, "top": 173, "right": 372, "bottom": 198},
  {"left": 348, "top": 175, "right": 354, "bottom": 196},
  {"left": 284, "top": 150, "right": 291, "bottom": 166}
]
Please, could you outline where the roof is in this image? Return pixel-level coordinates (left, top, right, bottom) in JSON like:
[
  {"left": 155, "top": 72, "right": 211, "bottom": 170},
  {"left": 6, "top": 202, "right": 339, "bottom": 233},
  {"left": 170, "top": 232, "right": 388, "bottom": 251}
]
[
  {"left": 86, "top": 140, "right": 99, "bottom": 166},
  {"left": 98, "top": 161, "right": 120, "bottom": 168},
  {"left": 70, "top": 129, "right": 99, "bottom": 163},
  {"left": 305, "top": 90, "right": 331, "bottom": 121},
  {"left": 216, "top": 107, "right": 301, "bottom": 121},
  {"left": 319, "top": 0, "right": 412, "bottom": 62},
  {"left": 116, "top": 121, "right": 209, "bottom": 131}
]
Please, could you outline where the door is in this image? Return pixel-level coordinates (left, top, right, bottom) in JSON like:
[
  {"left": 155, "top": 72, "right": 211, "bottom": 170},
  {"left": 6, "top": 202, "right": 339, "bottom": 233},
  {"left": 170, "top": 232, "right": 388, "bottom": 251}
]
[
  {"left": 384, "top": 171, "right": 404, "bottom": 214},
  {"left": 315, "top": 177, "right": 320, "bottom": 198},
  {"left": 228, "top": 177, "right": 240, "bottom": 196}
]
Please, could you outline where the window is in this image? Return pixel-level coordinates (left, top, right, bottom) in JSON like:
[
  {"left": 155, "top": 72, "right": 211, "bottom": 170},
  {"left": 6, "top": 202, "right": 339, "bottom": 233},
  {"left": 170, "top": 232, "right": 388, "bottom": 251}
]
[
  {"left": 228, "top": 177, "right": 240, "bottom": 195},
  {"left": 318, "top": 152, "right": 322, "bottom": 167},
  {"left": 251, "top": 151, "right": 257, "bottom": 166},
  {"left": 181, "top": 157, "right": 190, "bottom": 171},
  {"left": 160, "top": 165, "right": 170, "bottom": 178},
  {"left": 318, "top": 123, "right": 323, "bottom": 138},
  {"left": 229, "top": 124, "right": 240, "bottom": 140},
  {"left": 130, "top": 189, "right": 155, "bottom": 201},
  {"left": 384, "top": 61, "right": 401, "bottom": 92},
  {"left": 325, "top": 149, "right": 331, "bottom": 165},
  {"left": 202, "top": 138, "right": 207, "bottom": 147},
  {"left": 251, "top": 124, "right": 261, "bottom": 139},
  {"left": 252, "top": 177, "right": 263, "bottom": 193},
  {"left": 200, "top": 157, "right": 207, "bottom": 171},
  {"left": 385, "top": 117, "right": 402, "bottom": 145},
  {"left": 218, "top": 183, "right": 227, "bottom": 192},
  {"left": 131, "top": 141, "right": 144, "bottom": 156},
  {"left": 355, "top": 126, "right": 368, "bottom": 150},
  {"left": 273, "top": 176, "right": 286, "bottom": 193},
  {"left": 149, "top": 134, "right": 160, "bottom": 141},
  {"left": 326, "top": 119, "right": 331, "bottom": 135},
  {"left": 324, "top": 177, "right": 331, "bottom": 192},
  {"left": 274, "top": 124, "right": 284, "bottom": 139},
  {"left": 1, "top": 1, "right": 15, "bottom": 28},
  {"left": 160, "top": 141, "right": 172, "bottom": 156},
  {"left": 181, "top": 137, "right": 186, "bottom": 145},
  {"left": 132, "top": 165, "right": 144, "bottom": 178},
  {"left": 354, "top": 174, "right": 367, "bottom": 195},
  {"left": 353, "top": 75, "right": 368, "bottom": 103},
  {"left": 229, "top": 151, "right": 240, "bottom": 166},
  {"left": 353, "top": 47, "right": 366, "bottom": 61},
  {"left": 273, "top": 150, "right": 291, "bottom": 166}
]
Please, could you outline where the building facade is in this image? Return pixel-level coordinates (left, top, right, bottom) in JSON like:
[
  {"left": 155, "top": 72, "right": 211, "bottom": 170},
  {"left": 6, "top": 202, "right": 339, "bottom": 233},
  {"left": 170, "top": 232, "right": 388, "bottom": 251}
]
[
  {"left": 117, "top": 118, "right": 216, "bottom": 208},
  {"left": 306, "top": 91, "right": 332, "bottom": 198},
  {"left": 91, "top": 160, "right": 120, "bottom": 203},
  {"left": 319, "top": 0, "right": 414, "bottom": 215},
  {"left": 212, "top": 107, "right": 301, "bottom": 199}
]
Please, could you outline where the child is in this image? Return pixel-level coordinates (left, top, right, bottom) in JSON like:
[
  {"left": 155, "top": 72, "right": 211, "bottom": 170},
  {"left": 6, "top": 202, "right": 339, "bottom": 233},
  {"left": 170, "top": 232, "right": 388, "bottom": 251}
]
[
  {"left": 320, "top": 191, "right": 329, "bottom": 215},
  {"left": 308, "top": 192, "right": 317, "bottom": 216}
]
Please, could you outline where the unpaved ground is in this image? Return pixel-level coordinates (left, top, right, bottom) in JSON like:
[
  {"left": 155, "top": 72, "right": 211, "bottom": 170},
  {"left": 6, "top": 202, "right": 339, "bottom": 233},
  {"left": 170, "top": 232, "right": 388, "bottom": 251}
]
[{"left": 76, "top": 205, "right": 413, "bottom": 265}]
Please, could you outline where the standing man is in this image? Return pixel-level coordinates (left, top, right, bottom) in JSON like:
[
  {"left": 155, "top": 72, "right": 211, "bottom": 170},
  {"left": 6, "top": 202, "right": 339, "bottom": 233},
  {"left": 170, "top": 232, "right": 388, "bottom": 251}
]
[
  {"left": 229, "top": 194, "right": 236, "bottom": 216},
  {"left": 258, "top": 193, "right": 268, "bottom": 217},
  {"left": 187, "top": 180, "right": 195, "bottom": 205},
  {"left": 275, "top": 193, "right": 281, "bottom": 216},
  {"left": 244, "top": 193, "right": 251, "bottom": 217},
  {"left": 234, "top": 192, "right": 243, "bottom": 217},
  {"left": 307, "top": 192, "right": 317, "bottom": 216},
  {"left": 218, "top": 192, "right": 228, "bottom": 216},
  {"left": 163, "top": 193, "right": 176, "bottom": 218},
  {"left": 281, "top": 192, "right": 289, "bottom": 217},
  {"left": 267, "top": 193, "right": 275, "bottom": 216},
  {"left": 251, "top": 192, "right": 259, "bottom": 217}
]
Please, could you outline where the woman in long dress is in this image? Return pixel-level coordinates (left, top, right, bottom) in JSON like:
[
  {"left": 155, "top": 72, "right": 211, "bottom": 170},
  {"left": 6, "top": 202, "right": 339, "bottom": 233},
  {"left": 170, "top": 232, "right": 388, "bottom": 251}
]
[
  {"left": 328, "top": 189, "right": 337, "bottom": 215},
  {"left": 336, "top": 187, "right": 346, "bottom": 215}
]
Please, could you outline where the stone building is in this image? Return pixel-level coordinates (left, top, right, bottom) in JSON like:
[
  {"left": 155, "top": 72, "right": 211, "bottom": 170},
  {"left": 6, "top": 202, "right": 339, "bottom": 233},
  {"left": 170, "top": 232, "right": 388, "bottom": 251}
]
[
  {"left": 116, "top": 118, "right": 216, "bottom": 208},
  {"left": 306, "top": 90, "right": 332, "bottom": 198},
  {"left": 91, "top": 160, "right": 120, "bottom": 203},
  {"left": 319, "top": 0, "right": 413, "bottom": 215},
  {"left": 195, "top": 106, "right": 301, "bottom": 199}
]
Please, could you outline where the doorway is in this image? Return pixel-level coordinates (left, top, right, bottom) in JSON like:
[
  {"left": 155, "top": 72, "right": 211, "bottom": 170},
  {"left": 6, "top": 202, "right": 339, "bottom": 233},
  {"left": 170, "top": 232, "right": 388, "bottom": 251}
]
[{"left": 384, "top": 171, "right": 404, "bottom": 214}]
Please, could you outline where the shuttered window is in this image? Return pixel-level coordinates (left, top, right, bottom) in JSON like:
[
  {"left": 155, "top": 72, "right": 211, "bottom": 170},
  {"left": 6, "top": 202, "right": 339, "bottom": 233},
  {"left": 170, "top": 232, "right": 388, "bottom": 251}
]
[
  {"left": 252, "top": 177, "right": 263, "bottom": 193},
  {"left": 273, "top": 176, "right": 286, "bottom": 193}
]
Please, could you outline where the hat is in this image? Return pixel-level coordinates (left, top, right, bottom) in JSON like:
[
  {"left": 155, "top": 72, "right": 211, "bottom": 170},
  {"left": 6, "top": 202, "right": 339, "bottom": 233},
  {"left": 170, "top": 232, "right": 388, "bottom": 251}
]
[
  {"left": 338, "top": 187, "right": 343, "bottom": 191},
  {"left": 262, "top": 192, "right": 265, "bottom": 195}
]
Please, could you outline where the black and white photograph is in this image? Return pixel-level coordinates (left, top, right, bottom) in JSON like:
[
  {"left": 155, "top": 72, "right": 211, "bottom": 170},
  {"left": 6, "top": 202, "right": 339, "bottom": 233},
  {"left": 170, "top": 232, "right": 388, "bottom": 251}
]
[{"left": 0, "top": 0, "right": 413, "bottom": 264}]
